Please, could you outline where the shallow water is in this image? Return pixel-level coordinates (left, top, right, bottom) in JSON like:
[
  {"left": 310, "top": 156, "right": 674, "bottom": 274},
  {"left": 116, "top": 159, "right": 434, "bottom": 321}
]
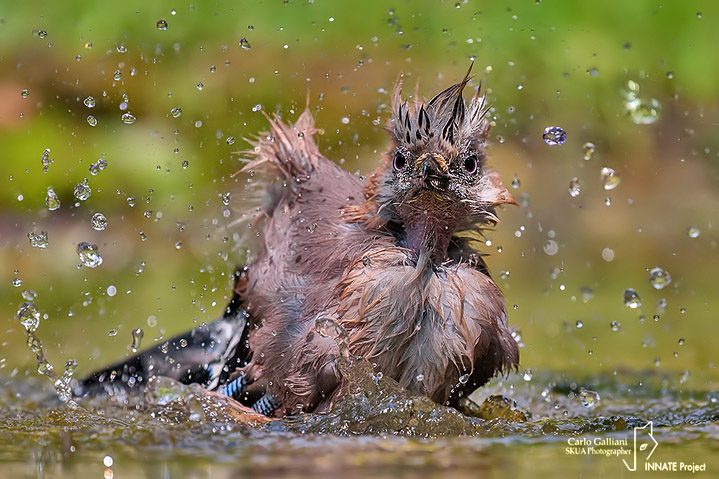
[{"left": 2, "top": 369, "right": 717, "bottom": 479}]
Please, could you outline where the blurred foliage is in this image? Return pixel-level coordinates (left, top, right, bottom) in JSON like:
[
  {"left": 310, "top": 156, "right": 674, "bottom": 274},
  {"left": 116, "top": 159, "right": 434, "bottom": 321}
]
[{"left": 1, "top": 0, "right": 718, "bottom": 391}]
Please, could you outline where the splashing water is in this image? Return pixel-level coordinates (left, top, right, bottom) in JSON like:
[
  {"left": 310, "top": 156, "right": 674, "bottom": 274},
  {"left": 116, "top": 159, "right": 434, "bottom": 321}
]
[
  {"left": 623, "top": 80, "right": 661, "bottom": 125},
  {"left": 74, "top": 178, "right": 92, "bottom": 201},
  {"left": 542, "top": 126, "right": 566, "bottom": 146},
  {"left": 17, "top": 302, "right": 40, "bottom": 332},
  {"left": 45, "top": 187, "right": 61, "bottom": 211},
  {"left": 28, "top": 230, "right": 49, "bottom": 248},
  {"left": 76, "top": 242, "right": 103, "bottom": 268},
  {"left": 568, "top": 178, "right": 581, "bottom": 197},
  {"left": 623, "top": 288, "right": 642, "bottom": 309},
  {"left": 600, "top": 167, "right": 620, "bottom": 190},
  {"left": 89, "top": 158, "right": 108, "bottom": 175},
  {"left": 130, "top": 328, "right": 144, "bottom": 353},
  {"left": 579, "top": 388, "right": 600, "bottom": 408},
  {"left": 91, "top": 212, "right": 108, "bottom": 230},
  {"left": 648, "top": 267, "right": 672, "bottom": 290}
]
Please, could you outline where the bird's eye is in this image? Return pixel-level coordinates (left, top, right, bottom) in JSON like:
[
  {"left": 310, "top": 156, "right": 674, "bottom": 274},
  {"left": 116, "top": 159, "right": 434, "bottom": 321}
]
[
  {"left": 463, "top": 155, "right": 478, "bottom": 174},
  {"left": 393, "top": 152, "right": 406, "bottom": 171}
]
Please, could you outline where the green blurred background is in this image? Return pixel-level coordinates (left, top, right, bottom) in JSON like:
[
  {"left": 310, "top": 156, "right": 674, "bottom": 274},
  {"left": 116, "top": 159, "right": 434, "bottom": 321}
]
[{"left": 1, "top": 0, "right": 717, "bottom": 391}]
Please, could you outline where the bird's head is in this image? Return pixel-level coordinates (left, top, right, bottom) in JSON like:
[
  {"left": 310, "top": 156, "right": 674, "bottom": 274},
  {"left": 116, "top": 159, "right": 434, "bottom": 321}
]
[{"left": 363, "top": 65, "right": 515, "bottom": 258}]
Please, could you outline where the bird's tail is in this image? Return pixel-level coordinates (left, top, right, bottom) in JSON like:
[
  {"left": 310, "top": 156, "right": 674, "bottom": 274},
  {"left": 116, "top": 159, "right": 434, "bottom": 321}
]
[
  {"left": 75, "top": 273, "right": 251, "bottom": 398},
  {"left": 240, "top": 98, "right": 321, "bottom": 182}
]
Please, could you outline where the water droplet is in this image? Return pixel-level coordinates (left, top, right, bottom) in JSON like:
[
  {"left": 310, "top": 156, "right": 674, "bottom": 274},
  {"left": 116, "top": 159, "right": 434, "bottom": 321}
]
[
  {"left": 139, "top": 231, "right": 147, "bottom": 241},
  {"left": 107, "top": 285, "right": 117, "bottom": 296},
  {"left": 121, "top": 112, "right": 136, "bottom": 124},
  {"left": 543, "top": 239, "right": 559, "bottom": 256},
  {"left": 89, "top": 158, "right": 108, "bottom": 175},
  {"left": 156, "top": 19, "right": 168, "bottom": 30},
  {"left": 108, "top": 329, "right": 118, "bottom": 337},
  {"left": 568, "top": 177, "right": 581, "bottom": 197},
  {"left": 74, "top": 178, "right": 91, "bottom": 200},
  {"left": 37, "top": 30, "right": 48, "bottom": 39},
  {"left": 76, "top": 242, "right": 103, "bottom": 268},
  {"left": 579, "top": 388, "right": 600, "bottom": 408},
  {"left": 610, "top": 320, "right": 621, "bottom": 332},
  {"left": 511, "top": 176, "right": 520, "bottom": 189},
  {"left": 174, "top": 240, "right": 182, "bottom": 250},
  {"left": 103, "top": 456, "right": 114, "bottom": 468},
  {"left": 113, "top": 70, "right": 122, "bottom": 81},
  {"left": 87, "top": 115, "right": 98, "bottom": 126},
  {"left": 222, "top": 192, "right": 231, "bottom": 206},
  {"left": 239, "top": 37, "right": 252, "bottom": 50},
  {"left": 13, "top": 278, "right": 23, "bottom": 287},
  {"left": 251, "top": 104, "right": 262, "bottom": 112},
  {"left": 179, "top": 338, "right": 188, "bottom": 348},
  {"left": 499, "top": 270, "right": 510, "bottom": 279},
  {"left": 170, "top": 107, "right": 182, "bottom": 118},
  {"left": 523, "top": 370, "right": 533, "bottom": 381},
  {"left": 648, "top": 267, "right": 672, "bottom": 290},
  {"left": 28, "top": 230, "right": 49, "bottom": 248},
  {"left": 542, "top": 126, "right": 567, "bottom": 146},
  {"left": 576, "top": 320, "right": 583, "bottom": 328},
  {"left": 21, "top": 89, "right": 29, "bottom": 98},
  {"left": 226, "top": 136, "right": 236, "bottom": 145},
  {"left": 600, "top": 167, "right": 620, "bottom": 190},
  {"left": 131, "top": 328, "right": 144, "bottom": 352},
  {"left": 687, "top": 226, "right": 700, "bottom": 238},
  {"left": 91, "top": 212, "right": 108, "bottom": 231},
  {"left": 582, "top": 142, "right": 595, "bottom": 160},
  {"left": 625, "top": 97, "right": 661, "bottom": 125},
  {"left": 601, "top": 247, "right": 615, "bottom": 262},
  {"left": 196, "top": 82, "right": 204, "bottom": 91},
  {"left": 84, "top": 96, "right": 96, "bottom": 108},
  {"left": 41, "top": 148, "right": 53, "bottom": 172},
  {"left": 341, "top": 117, "right": 350, "bottom": 124},
  {"left": 17, "top": 302, "right": 41, "bottom": 332},
  {"left": 458, "top": 374, "right": 469, "bottom": 384},
  {"left": 415, "top": 374, "right": 425, "bottom": 382},
  {"left": 181, "top": 160, "right": 189, "bottom": 169},
  {"left": 126, "top": 196, "right": 136, "bottom": 207},
  {"left": 45, "top": 187, "right": 60, "bottom": 211},
  {"left": 22, "top": 290, "right": 36, "bottom": 301},
  {"left": 580, "top": 286, "right": 594, "bottom": 302},
  {"left": 116, "top": 45, "right": 127, "bottom": 54},
  {"left": 624, "top": 288, "right": 641, "bottom": 309}
]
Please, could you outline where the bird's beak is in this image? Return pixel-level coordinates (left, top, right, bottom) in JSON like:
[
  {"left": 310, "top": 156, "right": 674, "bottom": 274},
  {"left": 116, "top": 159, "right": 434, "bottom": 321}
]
[{"left": 416, "top": 153, "right": 449, "bottom": 190}]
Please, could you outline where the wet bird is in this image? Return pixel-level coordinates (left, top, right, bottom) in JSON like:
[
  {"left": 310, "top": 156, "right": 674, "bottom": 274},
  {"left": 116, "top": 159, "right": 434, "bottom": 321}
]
[{"left": 78, "top": 66, "right": 519, "bottom": 417}]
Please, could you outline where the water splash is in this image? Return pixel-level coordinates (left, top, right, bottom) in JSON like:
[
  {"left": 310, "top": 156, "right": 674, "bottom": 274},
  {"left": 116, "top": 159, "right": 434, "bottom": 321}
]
[
  {"left": 579, "top": 388, "right": 600, "bottom": 408},
  {"left": 648, "top": 267, "right": 672, "bottom": 290},
  {"left": 623, "top": 288, "right": 641, "bottom": 309},
  {"left": 91, "top": 212, "right": 108, "bottom": 231},
  {"left": 542, "top": 126, "right": 566, "bottom": 146},
  {"left": 568, "top": 178, "right": 581, "bottom": 197},
  {"left": 45, "top": 187, "right": 60, "bottom": 211},
  {"left": 76, "top": 242, "right": 103, "bottom": 268},
  {"left": 131, "top": 328, "right": 144, "bottom": 353},
  {"left": 74, "top": 178, "right": 92, "bottom": 201},
  {"left": 600, "top": 167, "right": 620, "bottom": 190},
  {"left": 89, "top": 158, "right": 108, "bottom": 175},
  {"left": 28, "top": 230, "right": 49, "bottom": 248},
  {"left": 582, "top": 142, "right": 595, "bottom": 160}
]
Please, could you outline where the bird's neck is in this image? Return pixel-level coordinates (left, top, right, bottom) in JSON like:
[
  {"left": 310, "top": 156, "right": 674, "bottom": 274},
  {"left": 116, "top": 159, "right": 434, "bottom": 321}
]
[{"left": 402, "top": 210, "right": 459, "bottom": 264}]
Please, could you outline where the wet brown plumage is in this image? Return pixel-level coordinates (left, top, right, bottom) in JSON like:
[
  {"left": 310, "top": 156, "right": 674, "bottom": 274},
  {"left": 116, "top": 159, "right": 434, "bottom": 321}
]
[{"left": 234, "top": 65, "right": 519, "bottom": 416}]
